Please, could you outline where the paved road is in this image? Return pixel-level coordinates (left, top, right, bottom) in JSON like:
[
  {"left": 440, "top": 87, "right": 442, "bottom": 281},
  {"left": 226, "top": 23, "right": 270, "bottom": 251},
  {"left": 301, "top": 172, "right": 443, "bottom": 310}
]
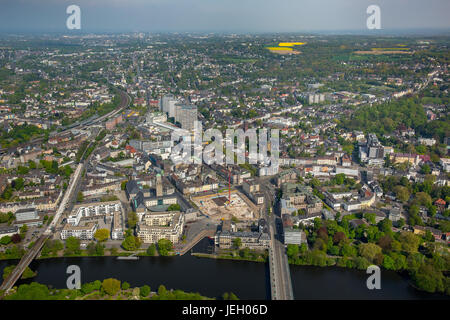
[{"left": 260, "top": 180, "right": 294, "bottom": 300}]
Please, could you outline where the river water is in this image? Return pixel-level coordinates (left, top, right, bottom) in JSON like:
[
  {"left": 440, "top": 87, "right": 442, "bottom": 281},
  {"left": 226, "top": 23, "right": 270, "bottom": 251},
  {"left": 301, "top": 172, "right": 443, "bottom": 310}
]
[{"left": 0, "top": 239, "right": 448, "bottom": 300}]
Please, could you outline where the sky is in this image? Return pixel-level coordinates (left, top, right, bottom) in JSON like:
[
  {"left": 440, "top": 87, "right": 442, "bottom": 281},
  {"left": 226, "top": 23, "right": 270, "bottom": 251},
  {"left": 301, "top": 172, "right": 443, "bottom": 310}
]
[{"left": 0, "top": 0, "right": 449, "bottom": 34}]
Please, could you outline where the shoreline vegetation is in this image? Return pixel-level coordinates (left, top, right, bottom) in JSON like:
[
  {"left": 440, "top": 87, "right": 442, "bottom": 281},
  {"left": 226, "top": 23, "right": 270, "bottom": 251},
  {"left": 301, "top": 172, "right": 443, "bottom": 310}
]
[
  {"left": 0, "top": 278, "right": 239, "bottom": 300},
  {"left": 1, "top": 239, "right": 449, "bottom": 297},
  {"left": 1, "top": 221, "right": 448, "bottom": 297},
  {"left": 193, "top": 248, "right": 449, "bottom": 297}
]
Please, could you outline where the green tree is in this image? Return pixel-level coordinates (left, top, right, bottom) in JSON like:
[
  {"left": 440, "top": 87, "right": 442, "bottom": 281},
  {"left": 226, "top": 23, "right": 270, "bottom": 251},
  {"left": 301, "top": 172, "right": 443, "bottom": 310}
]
[
  {"left": 146, "top": 243, "right": 156, "bottom": 256},
  {"left": 232, "top": 237, "right": 242, "bottom": 249},
  {"left": 157, "top": 284, "right": 167, "bottom": 296},
  {"left": 94, "top": 229, "right": 110, "bottom": 242},
  {"left": 167, "top": 204, "right": 181, "bottom": 211},
  {"left": 65, "top": 236, "right": 81, "bottom": 255},
  {"left": 398, "top": 232, "right": 420, "bottom": 254},
  {"left": 157, "top": 239, "right": 173, "bottom": 256},
  {"left": 76, "top": 191, "right": 84, "bottom": 203},
  {"left": 394, "top": 185, "right": 410, "bottom": 203},
  {"left": 95, "top": 242, "right": 104, "bottom": 256},
  {"left": 122, "top": 236, "right": 140, "bottom": 251},
  {"left": 140, "top": 285, "right": 151, "bottom": 297},
  {"left": 0, "top": 235, "right": 12, "bottom": 245},
  {"left": 364, "top": 213, "right": 376, "bottom": 225},
  {"left": 122, "top": 282, "right": 130, "bottom": 290},
  {"left": 412, "top": 264, "right": 445, "bottom": 293},
  {"left": 377, "top": 218, "right": 393, "bottom": 234},
  {"left": 102, "top": 278, "right": 121, "bottom": 296},
  {"left": 127, "top": 211, "right": 138, "bottom": 229},
  {"left": 358, "top": 243, "right": 382, "bottom": 262},
  {"left": 86, "top": 242, "right": 97, "bottom": 255},
  {"left": 420, "top": 164, "right": 431, "bottom": 174},
  {"left": 286, "top": 244, "right": 299, "bottom": 258}
]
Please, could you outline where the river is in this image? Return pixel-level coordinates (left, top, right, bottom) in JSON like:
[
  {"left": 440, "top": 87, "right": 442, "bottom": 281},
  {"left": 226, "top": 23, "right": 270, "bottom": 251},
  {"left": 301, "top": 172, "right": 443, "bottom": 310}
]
[{"left": 0, "top": 239, "right": 447, "bottom": 300}]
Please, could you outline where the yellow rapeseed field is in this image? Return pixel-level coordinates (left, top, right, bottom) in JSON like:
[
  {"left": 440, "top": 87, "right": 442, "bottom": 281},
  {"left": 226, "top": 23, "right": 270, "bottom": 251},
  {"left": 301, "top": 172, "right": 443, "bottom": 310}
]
[{"left": 278, "top": 42, "right": 305, "bottom": 46}]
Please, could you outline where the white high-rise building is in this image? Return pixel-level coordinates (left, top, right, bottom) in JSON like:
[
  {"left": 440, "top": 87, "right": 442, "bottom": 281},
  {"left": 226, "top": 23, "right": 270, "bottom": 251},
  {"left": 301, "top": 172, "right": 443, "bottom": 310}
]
[
  {"left": 175, "top": 104, "right": 197, "bottom": 131},
  {"left": 160, "top": 94, "right": 179, "bottom": 118}
]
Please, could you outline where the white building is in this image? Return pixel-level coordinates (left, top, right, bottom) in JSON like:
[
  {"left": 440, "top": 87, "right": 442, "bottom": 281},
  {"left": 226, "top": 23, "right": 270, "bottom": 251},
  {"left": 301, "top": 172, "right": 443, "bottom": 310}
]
[
  {"left": 136, "top": 211, "right": 184, "bottom": 244},
  {"left": 440, "top": 158, "right": 450, "bottom": 172},
  {"left": 61, "top": 222, "right": 98, "bottom": 240}
]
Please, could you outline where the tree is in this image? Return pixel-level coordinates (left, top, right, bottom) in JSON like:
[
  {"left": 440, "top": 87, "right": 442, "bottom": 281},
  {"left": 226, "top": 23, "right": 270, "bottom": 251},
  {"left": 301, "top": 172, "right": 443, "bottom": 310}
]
[
  {"left": 414, "top": 192, "right": 432, "bottom": 207},
  {"left": 412, "top": 264, "right": 445, "bottom": 293},
  {"left": 19, "top": 224, "right": 28, "bottom": 234},
  {"left": 122, "top": 236, "right": 140, "bottom": 251},
  {"left": 334, "top": 173, "right": 345, "bottom": 185},
  {"left": 378, "top": 234, "right": 393, "bottom": 252},
  {"left": 140, "top": 285, "right": 151, "bottom": 297},
  {"left": 157, "top": 284, "right": 167, "bottom": 296},
  {"left": 86, "top": 242, "right": 96, "bottom": 255},
  {"left": 28, "top": 160, "right": 37, "bottom": 169},
  {"left": 358, "top": 243, "right": 382, "bottom": 263},
  {"left": 420, "top": 164, "right": 431, "bottom": 174},
  {"left": 340, "top": 243, "right": 357, "bottom": 257},
  {"left": 102, "top": 278, "right": 121, "bottom": 296},
  {"left": 11, "top": 234, "right": 21, "bottom": 244},
  {"left": 394, "top": 185, "right": 410, "bottom": 203},
  {"left": 95, "top": 242, "right": 105, "bottom": 256},
  {"left": 94, "top": 229, "right": 110, "bottom": 242},
  {"left": 317, "top": 226, "right": 328, "bottom": 241},
  {"left": 223, "top": 292, "right": 239, "bottom": 300},
  {"left": 408, "top": 205, "right": 423, "bottom": 226},
  {"left": 65, "top": 236, "right": 81, "bottom": 255},
  {"left": 127, "top": 211, "right": 138, "bottom": 229},
  {"left": 364, "top": 213, "right": 376, "bottom": 225},
  {"left": 146, "top": 243, "right": 156, "bottom": 256},
  {"left": 157, "top": 239, "right": 173, "bottom": 256},
  {"left": 122, "top": 282, "right": 130, "bottom": 290},
  {"left": 398, "top": 232, "right": 420, "bottom": 254},
  {"left": 232, "top": 237, "right": 242, "bottom": 249},
  {"left": 0, "top": 235, "right": 12, "bottom": 245},
  {"left": 12, "top": 178, "right": 24, "bottom": 191},
  {"left": 81, "top": 280, "right": 102, "bottom": 294},
  {"left": 377, "top": 218, "right": 393, "bottom": 234},
  {"left": 286, "top": 244, "right": 299, "bottom": 258},
  {"left": 76, "top": 191, "right": 84, "bottom": 203},
  {"left": 333, "top": 231, "right": 347, "bottom": 245},
  {"left": 17, "top": 166, "right": 30, "bottom": 175},
  {"left": 382, "top": 254, "right": 396, "bottom": 270},
  {"left": 310, "top": 178, "right": 320, "bottom": 188},
  {"left": 167, "top": 204, "right": 181, "bottom": 211}
]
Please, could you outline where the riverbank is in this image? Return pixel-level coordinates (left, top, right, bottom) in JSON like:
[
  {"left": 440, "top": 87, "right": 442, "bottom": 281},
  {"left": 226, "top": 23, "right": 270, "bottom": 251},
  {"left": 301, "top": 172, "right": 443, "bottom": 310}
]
[
  {"left": 1, "top": 278, "right": 234, "bottom": 300},
  {"left": 191, "top": 250, "right": 450, "bottom": 297},
  {"left": 192, "top": 252, "right": 266, "bottom": 263},
  {"left": 2, "top": 254, "right": 446, "bottom": 299}
]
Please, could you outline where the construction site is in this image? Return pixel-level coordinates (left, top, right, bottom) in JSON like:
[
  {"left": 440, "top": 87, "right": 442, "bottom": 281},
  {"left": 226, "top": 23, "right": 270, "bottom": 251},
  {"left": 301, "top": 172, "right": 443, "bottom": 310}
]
[{"left": 191, "top": 190, "right": 259, "bottom": 222}]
